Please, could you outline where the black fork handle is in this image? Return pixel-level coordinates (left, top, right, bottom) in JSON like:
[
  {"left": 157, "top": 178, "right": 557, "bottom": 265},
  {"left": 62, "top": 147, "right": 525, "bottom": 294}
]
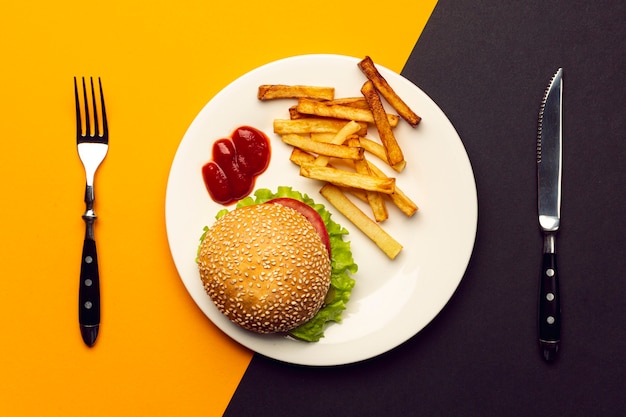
[
  {"left": 79, "top": 185, "right": 100, "bottom": 347},
  {"left": 79, "top": 237, "right": 100, "bottom": 346}
]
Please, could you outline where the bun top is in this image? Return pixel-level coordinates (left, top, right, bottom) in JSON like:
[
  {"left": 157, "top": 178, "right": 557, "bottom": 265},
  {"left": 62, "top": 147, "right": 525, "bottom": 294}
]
[{"left": 198, "top": 203, "right": 332, "bottom": 334}]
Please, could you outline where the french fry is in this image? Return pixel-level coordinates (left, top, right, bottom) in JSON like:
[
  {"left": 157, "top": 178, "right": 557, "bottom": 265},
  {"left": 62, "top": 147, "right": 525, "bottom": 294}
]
[
  {"left": 288, "top": 105, "right": 304, "bottom": 120},
  {"left": 347, "top": 137, "right": 388, "bottom": 222},
  {"left": 310, "top": 132, "right": 337, "bottom": 142},
  {"left": 300, "top": 164, "right": 395, "bottom": 194},
  {"left": 286, "top": 109, "right": 370, "bottom": 135},
  {"left": 289, "top": 147, "right": 316, "bottom": 166},
  {"left": 312, "top": 120, "right": 362, "bottom": 167},
  {"left": 356, "top": 136, "right": 406, "bottom": 172},
  {"left": 281, "top": 134, "right": 364, "bottom": 161},
  {"left": 357, "top": 136, "right": 386, "bottom": 160},
  {"left": 340, "top": 186, "right": 369, "bottom": 202},
  {"left": 289, "top": 150, "right": 368, "bottom": 201},
  {"left": 273, "top": 118, "right": 366, "bottom": 135},
  {"left": 357, "top": 56, "right": 421, "bottom": 127},
  {"left": 296, "top": 99, "right": 399, "bottom": 127},
  {"left": 366, "top": 160, "right": 419, "bottom": 217},
  {"left": 258, "top": 84, "right": 335, "bottom": 101},
  {"left": 361, "top": 80, "right": 405, "bottom": 167},
  {"left": 320, "top": 184, "right": 403, "bottom": 259},
  {"left": 324, "top": 97, "right": 370, "bottom": 108}
]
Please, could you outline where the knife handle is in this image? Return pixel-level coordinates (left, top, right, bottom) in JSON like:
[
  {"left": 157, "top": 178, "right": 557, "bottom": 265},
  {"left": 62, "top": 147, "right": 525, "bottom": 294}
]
[
  {"left": 79, "top": 237, "right": 100, "bottom": 346},
  {"left": 539, "top": 250, "right": 560, "bottom": 361}
]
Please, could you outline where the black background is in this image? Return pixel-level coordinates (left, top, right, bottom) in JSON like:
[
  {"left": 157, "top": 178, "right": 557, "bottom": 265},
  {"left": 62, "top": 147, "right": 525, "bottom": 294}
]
[{"left": 225, "top": 1, "right": 625, "bottom": 415}]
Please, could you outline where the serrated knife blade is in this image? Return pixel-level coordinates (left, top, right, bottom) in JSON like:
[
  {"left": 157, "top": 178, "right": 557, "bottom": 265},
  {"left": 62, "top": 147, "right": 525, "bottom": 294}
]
[{"left": 537, "top": 68, "right": 563, "bottom": 362}]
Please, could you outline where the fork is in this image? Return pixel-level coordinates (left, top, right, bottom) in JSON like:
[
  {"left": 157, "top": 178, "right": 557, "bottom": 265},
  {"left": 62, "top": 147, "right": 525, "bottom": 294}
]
[{"left": 74, "top": 77, "right": 108, "bottom": 347}]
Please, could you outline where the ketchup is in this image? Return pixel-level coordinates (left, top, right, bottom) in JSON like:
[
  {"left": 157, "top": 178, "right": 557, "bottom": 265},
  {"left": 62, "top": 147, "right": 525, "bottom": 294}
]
[{"left": 202, "top": 126, "right": 271, "bottom": 205}]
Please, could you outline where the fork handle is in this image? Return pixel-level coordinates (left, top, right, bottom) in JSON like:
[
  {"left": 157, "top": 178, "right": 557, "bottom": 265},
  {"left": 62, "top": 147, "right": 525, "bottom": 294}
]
[{"left": 79, "top": 237, "right": 100, "bottom": 346}]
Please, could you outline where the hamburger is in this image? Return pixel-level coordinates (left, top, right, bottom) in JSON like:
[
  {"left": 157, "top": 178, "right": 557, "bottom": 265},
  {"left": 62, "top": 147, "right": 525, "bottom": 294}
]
[{"left": 197, "top": 187, "right": 357, "bottom": 341}]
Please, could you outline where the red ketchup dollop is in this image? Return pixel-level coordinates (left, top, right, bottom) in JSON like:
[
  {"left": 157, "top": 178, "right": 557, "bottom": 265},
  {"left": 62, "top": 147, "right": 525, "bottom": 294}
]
[{"left": 202, "top": 126, "right": 271, "bottom": 205}]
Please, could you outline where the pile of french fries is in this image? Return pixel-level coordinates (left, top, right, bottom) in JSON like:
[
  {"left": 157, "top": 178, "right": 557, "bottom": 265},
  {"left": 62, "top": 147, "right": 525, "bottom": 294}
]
[{"left": 257, "top": 56, "right": 421, "bottom": 260}]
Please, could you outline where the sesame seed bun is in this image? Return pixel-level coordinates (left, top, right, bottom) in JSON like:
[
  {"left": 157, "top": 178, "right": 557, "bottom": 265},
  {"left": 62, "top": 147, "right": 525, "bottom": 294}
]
[{"left": 198, "top": 203, "right": 332, "bottom": 334}]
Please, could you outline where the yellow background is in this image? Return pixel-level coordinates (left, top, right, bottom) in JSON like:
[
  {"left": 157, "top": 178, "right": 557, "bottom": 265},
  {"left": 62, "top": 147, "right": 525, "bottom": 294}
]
[{"left": 0, "top": 1, "right": 436, "bottom": 415}]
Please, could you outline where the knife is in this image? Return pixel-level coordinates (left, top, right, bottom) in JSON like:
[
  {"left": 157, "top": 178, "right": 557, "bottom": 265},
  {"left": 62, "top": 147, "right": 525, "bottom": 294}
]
[{"left": 536, "top": 68, "right": 563, "bottom": 362}]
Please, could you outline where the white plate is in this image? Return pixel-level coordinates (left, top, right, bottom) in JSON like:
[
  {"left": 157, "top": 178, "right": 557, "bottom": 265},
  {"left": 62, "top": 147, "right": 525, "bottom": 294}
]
[{"left": 165, "top": 54, "right": 477, "bottom": 366}]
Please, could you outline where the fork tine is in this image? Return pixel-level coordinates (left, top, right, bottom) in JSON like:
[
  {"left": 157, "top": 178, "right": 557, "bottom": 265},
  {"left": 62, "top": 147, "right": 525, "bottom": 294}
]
[
  {"left": 98, "top": 78, "right": 108, "bottom": 139},
  {"left": 74, "top": 77, "right": 82, "bottom": 139},
  {"left": 90, "top": 77, "right": 99, "bottom": 138},
  {"left": 82, "top": 77, "right": 91, "bottom": 138}
]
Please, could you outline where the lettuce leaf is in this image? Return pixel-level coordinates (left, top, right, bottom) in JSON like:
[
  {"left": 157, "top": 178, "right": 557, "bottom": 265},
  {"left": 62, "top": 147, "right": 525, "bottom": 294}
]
[{"left": 214, "top": 186, "right": 358, "bottom": 342}]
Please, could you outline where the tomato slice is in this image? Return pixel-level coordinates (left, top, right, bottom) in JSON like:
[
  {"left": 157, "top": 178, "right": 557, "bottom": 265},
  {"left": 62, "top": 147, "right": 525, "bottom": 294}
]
[{"left": 265, "top": 198, "right": 331, "bottom": 257}]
